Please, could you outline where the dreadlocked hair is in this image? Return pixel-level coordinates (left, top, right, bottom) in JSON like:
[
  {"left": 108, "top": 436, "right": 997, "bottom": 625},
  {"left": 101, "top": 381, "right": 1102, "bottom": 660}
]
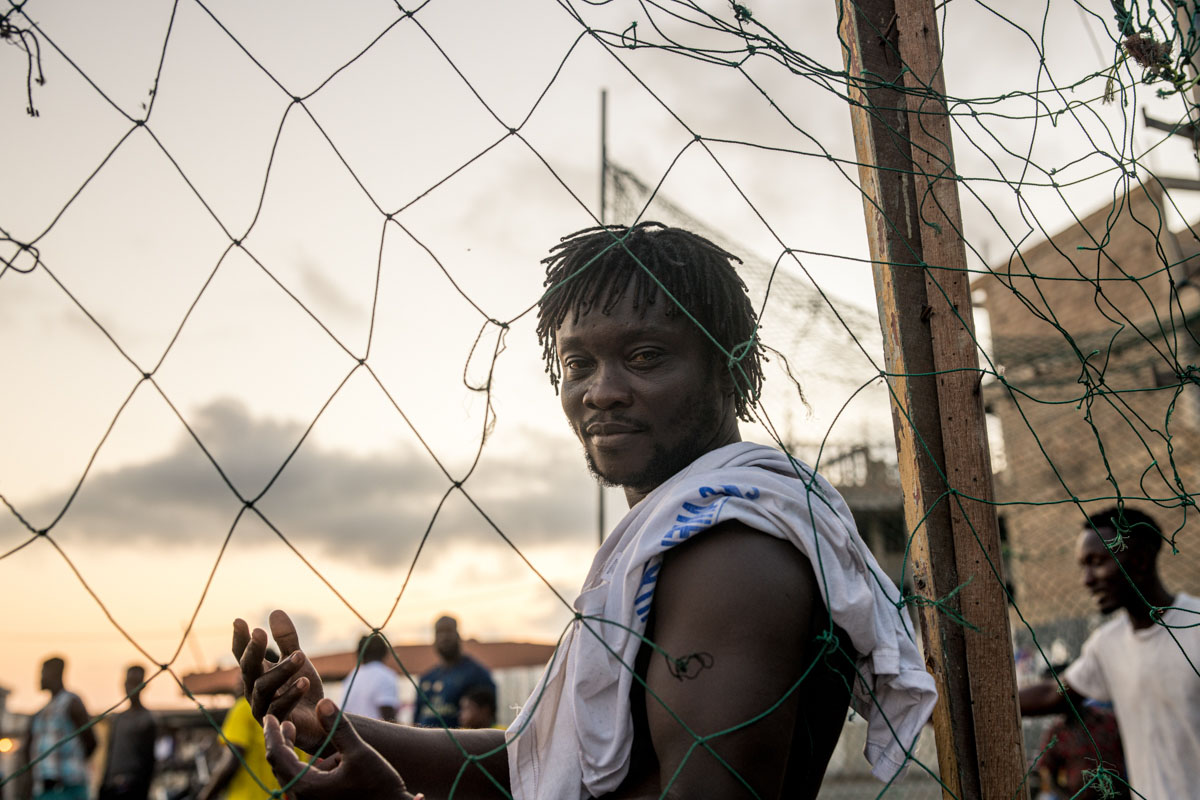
[{"left": 536, "top": 221, "right": 764, "bottom": 421}]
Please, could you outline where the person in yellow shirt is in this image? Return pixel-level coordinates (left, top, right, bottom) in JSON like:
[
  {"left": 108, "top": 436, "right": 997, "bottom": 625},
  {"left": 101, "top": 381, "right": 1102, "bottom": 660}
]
[{"left": 197, "top": 650, "right": 289, "bottom": 800}]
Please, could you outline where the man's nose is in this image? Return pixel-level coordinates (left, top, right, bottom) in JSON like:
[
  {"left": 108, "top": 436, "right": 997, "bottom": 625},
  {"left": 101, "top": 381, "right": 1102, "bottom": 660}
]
[{"left": 583, "top": 363, "right": 632, "bottom": 409}]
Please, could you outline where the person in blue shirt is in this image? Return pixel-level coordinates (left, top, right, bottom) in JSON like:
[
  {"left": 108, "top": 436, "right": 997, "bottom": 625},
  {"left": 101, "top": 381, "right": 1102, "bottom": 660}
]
[{"left": 412, "top": 616, "right": 495, "bottom": 729}]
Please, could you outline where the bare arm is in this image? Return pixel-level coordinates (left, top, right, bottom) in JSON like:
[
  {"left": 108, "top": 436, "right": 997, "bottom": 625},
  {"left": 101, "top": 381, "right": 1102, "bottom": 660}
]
[
  {"left": 66, "top": 695, "right": 97, "bottom": 759},
  {"left": 1018, "top": 679, "right": 1084, "bottom": 718},
  {"left": 635, "top": 521, "right": 832, "bottom": 799},
  {"left": 335, "top": 715, "right": 508, "bottom": 798},
  {"left": 235, "top": 611, "right": 509, "bottom": 799}
]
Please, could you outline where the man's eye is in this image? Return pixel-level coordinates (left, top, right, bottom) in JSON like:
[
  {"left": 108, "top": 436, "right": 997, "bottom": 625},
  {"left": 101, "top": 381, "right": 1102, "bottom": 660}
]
[{"left": 629, "top": 350, "right": 662, "bottom": 364}]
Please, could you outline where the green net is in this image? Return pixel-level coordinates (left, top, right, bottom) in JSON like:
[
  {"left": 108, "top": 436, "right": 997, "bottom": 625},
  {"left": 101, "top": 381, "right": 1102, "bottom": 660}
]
[{"left": 2, "top": 0, "right": 1199, "bottom": 798}]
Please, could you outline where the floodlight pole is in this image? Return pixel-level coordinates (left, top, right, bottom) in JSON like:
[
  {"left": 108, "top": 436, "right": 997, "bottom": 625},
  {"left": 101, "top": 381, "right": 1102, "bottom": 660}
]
[{"left": 836, "top": 1, "right": 1028, "bottom": 798}]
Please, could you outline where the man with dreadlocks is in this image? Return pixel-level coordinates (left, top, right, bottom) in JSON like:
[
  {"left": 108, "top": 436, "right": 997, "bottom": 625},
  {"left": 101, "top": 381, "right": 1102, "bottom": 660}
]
[{"left": 231, "top": 223, "right": 937, "bottom": 800}]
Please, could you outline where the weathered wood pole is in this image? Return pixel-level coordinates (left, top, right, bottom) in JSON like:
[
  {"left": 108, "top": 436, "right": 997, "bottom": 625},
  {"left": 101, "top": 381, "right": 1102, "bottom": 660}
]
[{"left": 836, "top": 1, "right": 1028, "bottom": 798}]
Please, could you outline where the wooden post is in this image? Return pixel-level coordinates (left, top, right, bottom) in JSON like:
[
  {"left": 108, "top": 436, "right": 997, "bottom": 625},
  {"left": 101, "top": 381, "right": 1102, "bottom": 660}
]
[{"left": 836, "top": 1, "right": 1028, "bottom": 798}]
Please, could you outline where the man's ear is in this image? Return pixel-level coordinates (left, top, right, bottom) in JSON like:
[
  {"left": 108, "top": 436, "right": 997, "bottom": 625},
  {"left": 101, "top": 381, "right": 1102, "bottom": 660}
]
[
  {"left": 713, "top": 356, "right": 736, "bottom": 395},
  {"left": 1123, "top": 544, "right": 1154, "bottom": 581}
]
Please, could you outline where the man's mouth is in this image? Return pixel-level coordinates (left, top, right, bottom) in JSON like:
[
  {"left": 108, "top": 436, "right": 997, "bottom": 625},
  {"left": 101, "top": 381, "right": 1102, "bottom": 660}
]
[{"left": 585, "top": 421, "right": 645, "bottom": 445}]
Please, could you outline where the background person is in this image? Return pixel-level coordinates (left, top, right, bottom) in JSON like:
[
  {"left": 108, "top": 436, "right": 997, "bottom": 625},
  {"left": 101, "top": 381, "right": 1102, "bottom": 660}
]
[
  {"left": 97, "top": 665, "right": 157, "bottom": 800},
  {"left": 412, "top": 616, "right": 494, "bottom": 729},
  {"left": 20, "top": 656, "right": 95, "bottom": 800},
  {"left": 339, "top": 633, "right": 400, "bottom": 723},
  {"left": 457, "top": 685, "right": 499, "bottom": 730},
  {"left": 1020, "top": 507, "right": 1200, "bottom": 799},
  {"left": 1031, "top": 663, "right": 1127, "bottom": 800}
]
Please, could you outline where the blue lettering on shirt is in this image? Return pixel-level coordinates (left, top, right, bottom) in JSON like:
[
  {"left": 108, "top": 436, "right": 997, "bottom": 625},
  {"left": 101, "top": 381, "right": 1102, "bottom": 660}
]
[
  {"left": 661, "top": 497, "right": 729, "bottom": 547},
  {"left": 698, "top": 484, "right": 761, "bottom": 500},
  {"left": 635, "top": 562, "right": 661, "bottom": 622},
  {"left": 638, "top": 487, "right": 761, "bottom": 620}
]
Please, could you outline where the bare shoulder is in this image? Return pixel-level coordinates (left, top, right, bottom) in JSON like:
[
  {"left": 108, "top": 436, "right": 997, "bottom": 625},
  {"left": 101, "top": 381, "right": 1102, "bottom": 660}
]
[
  {"left": 629, "top": 519, "right": 849, "bottom": 799},
  {"left": 656, "top": 519, "right": 821, "bottom": 626}
]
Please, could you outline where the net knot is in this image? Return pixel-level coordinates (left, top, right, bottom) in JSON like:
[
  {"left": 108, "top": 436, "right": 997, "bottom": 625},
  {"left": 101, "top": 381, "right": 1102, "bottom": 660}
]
[
  {"left": 1081, "top": 764, "right": 1119, "bottom": 798},
  {"left": 621, "top": 21, "right": 638, "bottom": 48},
  {"left": 814, "top": 628, "right": 840, "bottom": 654},
  {"left": 727, "top": 339, "right": 756, "bottom": 365},
  {"left": 902, "top": 579, "right": 982, "bottom": 631},
  {"left": 3, "top": 240, "right": 39, "bottom": 273}
]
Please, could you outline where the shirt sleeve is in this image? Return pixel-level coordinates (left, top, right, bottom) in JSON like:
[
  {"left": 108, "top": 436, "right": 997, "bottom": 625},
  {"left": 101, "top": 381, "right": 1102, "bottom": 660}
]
[
  {"left": 372, "top": 668, "right": 400, "bottom": 708},
  {"left": 1063, "top": 633, "right": 1111, "bottom": 702},
  {"left": 362, "top": 662, "right": 400, "bottom": 705}
]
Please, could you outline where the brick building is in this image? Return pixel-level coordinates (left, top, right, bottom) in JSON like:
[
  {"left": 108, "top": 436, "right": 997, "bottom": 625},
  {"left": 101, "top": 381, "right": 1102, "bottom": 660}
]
[{"left": 973, "top": 182, "right": 1200, "bottom": 644}]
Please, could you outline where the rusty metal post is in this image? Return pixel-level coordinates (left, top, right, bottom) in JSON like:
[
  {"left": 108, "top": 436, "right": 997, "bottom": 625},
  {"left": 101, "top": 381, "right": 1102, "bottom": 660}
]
[{"left": 835, "top": 1, "right": 1028, "bottom": 797}]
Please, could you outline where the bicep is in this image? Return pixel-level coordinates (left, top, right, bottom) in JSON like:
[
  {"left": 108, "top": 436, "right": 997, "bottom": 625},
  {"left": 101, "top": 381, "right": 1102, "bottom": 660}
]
[
  {"left": 68, "top": 698, "right": 97, "bottom": 752},
  {"left": 643, "top": 523, "right": 823, "bottom": 799}
]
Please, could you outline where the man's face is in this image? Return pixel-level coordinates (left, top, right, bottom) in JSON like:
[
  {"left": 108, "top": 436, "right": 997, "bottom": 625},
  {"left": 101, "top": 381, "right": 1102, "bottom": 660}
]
[
  {"left": 125, "top": 668, "right": 144, "bottom": 699},
  {"left": 39, "top": 661, "right": 61, "bottom": 692},
  {"left": 555, "top": 288, "right": 739, "bottom": 505},
  {"left": 39, "top": 662, "right": 53, "bottom": 691},
  {"left": 1076, "top": 527, "right": 1138, "bottom": 614},
  {"left": 458, "top": 697, "right": 491, "bottom": 729},
  {"left": 434, "top": 619, "right": 461, "bottom": 662}
]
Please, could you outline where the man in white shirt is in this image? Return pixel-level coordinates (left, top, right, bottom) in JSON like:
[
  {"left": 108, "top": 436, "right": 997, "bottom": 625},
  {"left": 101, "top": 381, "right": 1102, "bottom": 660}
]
[
  {"left": 339, "top": 633, "right": 400, "bottom": 723},
  {"left": 1019, "top": 507, "right": 1200, "bottom": 800}
]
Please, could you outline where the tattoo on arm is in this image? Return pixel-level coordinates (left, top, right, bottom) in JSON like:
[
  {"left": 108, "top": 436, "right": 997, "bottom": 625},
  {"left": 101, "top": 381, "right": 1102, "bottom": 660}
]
[{"left": 665, "top": 651, "right": 714, "bottom": 681}]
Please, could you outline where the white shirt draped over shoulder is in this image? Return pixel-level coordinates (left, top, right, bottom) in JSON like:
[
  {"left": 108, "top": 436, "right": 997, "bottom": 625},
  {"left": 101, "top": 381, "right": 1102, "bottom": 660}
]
[{"left": 506, "top": 442, "right": 937, "bottom": 800}]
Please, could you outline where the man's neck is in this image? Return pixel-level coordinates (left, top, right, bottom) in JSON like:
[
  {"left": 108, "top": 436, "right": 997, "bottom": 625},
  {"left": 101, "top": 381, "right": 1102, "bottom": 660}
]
[
  {"left": 1125, "top": 582, "right": 1175, "bottom": 629},
  {"left": 622, "top": 427, "right": 743, "bottom": 507}
]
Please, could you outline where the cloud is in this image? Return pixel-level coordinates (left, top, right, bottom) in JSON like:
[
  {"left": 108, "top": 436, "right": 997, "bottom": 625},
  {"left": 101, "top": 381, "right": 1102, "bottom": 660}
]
[
  {"left": 25, "top": 398, "right": 600, "bottom": 568},
  {"left": 296, "top": 257, "right": 365, "bottom": 320}
]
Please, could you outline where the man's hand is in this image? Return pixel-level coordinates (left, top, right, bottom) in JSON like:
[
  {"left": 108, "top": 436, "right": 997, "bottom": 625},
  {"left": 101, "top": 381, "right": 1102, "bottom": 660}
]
[
  {"left": 264, "top": 699, "right": 413, "bottom": 800},
  {"left": 233, "top": 610, "right": 326, "bottom": 751}
]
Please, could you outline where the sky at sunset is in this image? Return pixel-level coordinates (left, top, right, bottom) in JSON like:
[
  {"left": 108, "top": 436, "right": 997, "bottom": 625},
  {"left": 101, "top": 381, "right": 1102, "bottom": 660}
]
[{"left": 2, "top": 0, "right": 1197, "bottom": 717}]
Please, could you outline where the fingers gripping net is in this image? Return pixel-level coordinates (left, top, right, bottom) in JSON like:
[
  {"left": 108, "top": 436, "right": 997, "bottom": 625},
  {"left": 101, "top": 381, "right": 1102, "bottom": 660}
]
[{"left": 2, "top": 1, "right": 1199, "bottom": 799}]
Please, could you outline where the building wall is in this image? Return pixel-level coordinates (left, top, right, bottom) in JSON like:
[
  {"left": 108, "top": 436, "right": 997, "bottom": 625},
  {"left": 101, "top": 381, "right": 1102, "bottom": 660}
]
[{"left": 975, "top": 182, "right": 1200, "bottom": 627}]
